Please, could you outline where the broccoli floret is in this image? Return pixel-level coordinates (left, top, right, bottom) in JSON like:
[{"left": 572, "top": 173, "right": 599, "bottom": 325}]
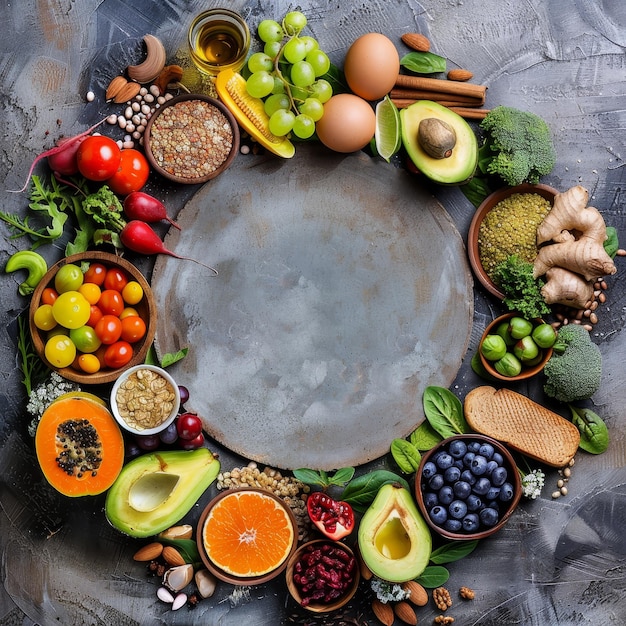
[
  {"left": 478, "top": 106, "right": 556, "bottom": 186},
  {"left": 543, "top": 324, "right": 602, "bottom": 403}
]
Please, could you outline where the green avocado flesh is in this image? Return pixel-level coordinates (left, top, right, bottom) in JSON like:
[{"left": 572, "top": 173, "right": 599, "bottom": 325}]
[
  {"left": 357, "top": 483, "right": 432, "bottom": 583},
  {"left": 105, "top": 448, "right": 220, "bottom": 538},
  {"left": 401, "top": 100, "right": 478, "bottom": 185}
]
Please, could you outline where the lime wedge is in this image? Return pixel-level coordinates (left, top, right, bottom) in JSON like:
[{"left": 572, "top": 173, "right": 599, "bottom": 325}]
[{"left": 375, "top": 95, "right": 402, "bottom": 162}]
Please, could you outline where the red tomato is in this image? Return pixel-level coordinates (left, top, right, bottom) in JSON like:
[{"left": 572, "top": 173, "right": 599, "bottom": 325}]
[
  {"left": 86, "top": 304, "right": 103, "bottom": 328},
  {"left": 84, "top": 262, "right": 107, "bottom": 286},
  {"left": 103, "top": 341, "right": 134, "bottom": 369},
  {"left": 103, "top": 267, "right": 129, "bottom": 292},
  {"left": 41, "top": 287, "right": 59, "bottom": 306},
  {"left": 120, "top": 315, "right": 147, "bottom": 343},
  {"left": 98, "top": 289, "right": 125, "bottom": 316},
  {"left": 76, "top": 135, "right": 121, "bottom": 181},
  {"left": 94, "top": 314, "right": 122, "bottom": 344},
  {"left": 106, "top": 149, "right": 150, "bottom": 195}
]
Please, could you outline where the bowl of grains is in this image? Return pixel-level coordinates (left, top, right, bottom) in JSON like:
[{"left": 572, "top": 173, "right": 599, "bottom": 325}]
[
  {"left": 467, "top": 184, "right": 558, "bottom": 299},
  {"left": 110, "top": 364, "right": 180, "bottom": 436},
  {"left": 143, "top": 93, "right": 239, "bottom": 184}
]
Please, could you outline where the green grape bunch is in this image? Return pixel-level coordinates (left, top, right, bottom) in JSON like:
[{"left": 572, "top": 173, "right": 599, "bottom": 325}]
[{"left": 246, "top": 11, "right": 333, "bottom": 139}]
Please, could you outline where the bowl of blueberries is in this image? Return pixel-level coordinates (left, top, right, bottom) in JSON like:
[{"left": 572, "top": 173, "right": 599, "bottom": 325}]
[{"left": 415, "top": 434, "right": 522, "bottom": 540}]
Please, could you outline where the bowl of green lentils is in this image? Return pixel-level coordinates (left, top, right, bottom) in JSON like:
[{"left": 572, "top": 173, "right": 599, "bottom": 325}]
[{"left": 467, "top": 184, "right": 559, "bottom": 299}]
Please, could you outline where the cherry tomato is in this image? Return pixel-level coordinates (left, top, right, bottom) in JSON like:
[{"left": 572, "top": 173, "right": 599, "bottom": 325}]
[
  {"left": 69, "top": 325, "right": 102, "bottom": 353},
  {"left": 98, "top": 289, "right": 125, "bottom": 316},
  {"left": 44, "top": 334, "right": 77, "bottom": 368},
  {"left": 306, "top": 492, "right": 355, "bottom": 540},
  {"left": 103, "top": 267, "right": 129, "bottom": 292},
  {"left": 78, "top": 282, "right": 101, "bottom": 305},
  {"left": 34, "top": 304, "right": 58, "bottom": 331},
  {"left": 51, "top": 291, "right": 91, "bottom": 329},
  {"left": 103, "top": 341, "right": 134, "bottom": 369},
  {"left": 119, "top": 306, "right": 139, "bottom": 319},
  {"left": 54, "top": 263, "right": 83, "bottom": 293},
  {"left": 120, "top": 315, "right": 147, "bottom": 343},
  {"left": 77, "top": 353, "right": 101, "bottom": 374},
  {"left": 76, "top": 135, "right": 121, "bottom": 181},
  {"left": 176, "top": 413, "right": 203, "bottom": 440},
  {"left": 87, "top": 304, "right": 103, "bottom": 328},
  {"left": 121, "top": 280, "right": 144, "bottom": 305},
  {"left": 106, "top": 149, "right": 150, "bottom": 195},
  {"left": 94, "top": 315, "right": 122, "bottom": 344},
  {"left": 83, "top": 262, "right": 107, "bottom": 286},
  {"left": 41, "top": 287, "right": 59, "bottom": 305}
]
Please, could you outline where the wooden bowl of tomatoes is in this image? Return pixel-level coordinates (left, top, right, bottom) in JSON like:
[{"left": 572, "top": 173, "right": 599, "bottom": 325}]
[{"left": 29, "top": 251, "right": 156, "bottom": 385}]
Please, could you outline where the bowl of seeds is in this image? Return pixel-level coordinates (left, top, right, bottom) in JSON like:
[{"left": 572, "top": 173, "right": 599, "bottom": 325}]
[
  {"left": 467, "top": 184, "right": 558, "bottom": 299},
  {"left": 143, "top": 93, "right": 240, "bottom": 184}
]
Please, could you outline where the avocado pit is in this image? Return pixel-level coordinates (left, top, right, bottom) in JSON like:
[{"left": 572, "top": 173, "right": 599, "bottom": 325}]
[{"left": 418, "top": 117, "right": 457, "bottom": 159}]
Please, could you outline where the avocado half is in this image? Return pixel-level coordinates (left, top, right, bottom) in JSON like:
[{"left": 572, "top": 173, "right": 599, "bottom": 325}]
[
  {"left": 105, "top": 448, "right": 220, "bottom": 538},
  {"left": 401, "top": 100, "right": 478, "bottom": 185},
  {"left": 357, "top": 483, "right": 432, "bottom": 583}
]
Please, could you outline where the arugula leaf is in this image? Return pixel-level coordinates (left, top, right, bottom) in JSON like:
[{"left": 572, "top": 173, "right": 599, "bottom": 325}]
[
  {"left": 342, "top": 470, "right": 409, "bottom": 512},
  {"left": 569, "top": 405, "right": 609, "bottom": 454},
  {"left": 429, "top": 540, "right": 479, "bottom": 564},
  {"left": 422, "top": 386, "right": 469, "bottom": 438},
  {"left": 400, "top": 51, "right": 446, "bottom": 74}
]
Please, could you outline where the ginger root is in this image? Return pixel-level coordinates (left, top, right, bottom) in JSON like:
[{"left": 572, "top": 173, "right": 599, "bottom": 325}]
[
  {"left": 541, "top": 267, "right": 595, "bottom": 308},
  {"left": 533, "top": 185, "right": 616, "bottom": 288}
]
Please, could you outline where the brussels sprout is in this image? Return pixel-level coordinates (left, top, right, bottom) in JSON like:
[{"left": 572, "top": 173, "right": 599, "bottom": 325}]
[
  {"left": 494, "top": 352, "right": 522, "bottom": 377},
  {"left": 495, "top": 321, "right": 516, "bottom": 346},
  {"left": 532, "top": 323, "right": 557, "bottom": 348},
  {"left": 508, "top": 316, "right": 533, "bottom": 339},
  {"left": 513, "top": 336, "right": 539, "bottom": 362},
  {"left": 481, "top": 334, "right": 507, "bottom": 361}
]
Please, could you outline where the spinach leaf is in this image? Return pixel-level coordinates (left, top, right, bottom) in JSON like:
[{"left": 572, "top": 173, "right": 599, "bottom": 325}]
[
  {"left": 400, "top": 52, "right": 446, "bottom": 74},
  {"left": 422, "top": 386, "right": 469, "bottom": 438},
  {"left": 391, "top": 438, "right": 422, "bottom": 473},
  {"left": 429, "top": 540, "right": 479, "bottom": 564},
  {"left": 410, "top": 421, "right": 443, "bottom": 451},
  {"left": 292, "top": 467, "right": 355, "bottom": 488},
  {"left": 342, "top": 470, "right": 409, "bottom": 512},
  {"left": 416, "top": 565, "right": 450, "bottom": 588},
  {"left": 569, "top": 405, "right": 609, "bottom": 454},
  {"left": 604, "top": 226, "right": 619, "bottom": 259}
]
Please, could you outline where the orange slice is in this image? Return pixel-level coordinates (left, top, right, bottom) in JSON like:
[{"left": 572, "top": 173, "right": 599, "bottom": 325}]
[{"left": 202, "top": 490, "right": 295, "bottom": 577}]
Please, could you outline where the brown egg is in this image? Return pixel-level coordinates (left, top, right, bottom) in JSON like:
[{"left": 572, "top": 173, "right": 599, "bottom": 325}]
[
  {"left": 316, "top": 94, "right": 376, "bottom": 153},
  {"left": 344, "top": 33, "right": 400, "bottom": 101}
]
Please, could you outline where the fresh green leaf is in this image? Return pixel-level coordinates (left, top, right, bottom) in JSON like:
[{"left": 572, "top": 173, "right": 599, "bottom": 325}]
[
  {"left": 28, "top": 176, "right": 69, "bottom": 241},
  {"left": 17, "top": 313, "right": 49, "bottom": 396},
  {"left": 604, "top": 226, "right": 619, "bottom": 259},
  {"left": 330, "top": 467, "right": 356, "bottom": 485},
  {"left": 569, "top": 405, "right": 609, "bottom": 454},
  {"left": 400, "top": 51, "right": 446, "bottom": 74},
  {"left": 410, "top": 421, "right": 443, "bottom": 451},
  {"left": 460, "top": 176, "right": 492, "bottom": 208},
  {"left": 422, "top": 386, "right": 469, "bottom": 438},
  {"left": 342, "top": 470, "right": 409, "bottom": 512},
  {"left": 390, "top": 438, "right": 422, "bottom": 473},
  {"left": 429, "top": 540, "right": 479, "bottom": 564},
  {"left": 319, "top": 62, "right": 348, "bottom": 94},
  {"left": 81, "top": 184, "right": 127, "bottom": 232},
  {"left": 160, "top": 348, "right": 189, "bottom": 368},
  {"left": 416, "top": 565, "right": 450, "bottom": 588},
  {"left": 159, "top": 537, "right": 201, "bottom": 565},
  {"left": 293, "top": 468, "right": 329, "bottom": 487}
]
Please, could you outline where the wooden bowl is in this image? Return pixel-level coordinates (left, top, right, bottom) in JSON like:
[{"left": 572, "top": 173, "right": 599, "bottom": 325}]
[
  {"left": 29, "top": 251, "right": 156, "bottom": 385},
  {"left": 196, "top": 488, "right": 298, "bottom": 586},
  {"left": 143, "top": 94, "right": 240, "bottom": 184},
  {"left": 479, "top": 312, "right": 553, "bottom": 381},
  {"left": 285, "top": 539, "right": 360, "bottom": 613},
  {"left": 467, "top": 183, "right": 558, "bottom": 299},
  {"left": 415, "top": 434, "right": 522, "bottom": 541}
]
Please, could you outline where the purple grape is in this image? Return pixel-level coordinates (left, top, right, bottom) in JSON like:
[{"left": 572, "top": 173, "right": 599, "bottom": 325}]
[
  {"left": 159, "top": 422, "right": 179, "bottom": 445},
  {"left": 135, "top": 433, "right": 161, "bottom": 451},
  {"left": 178, "top": 385, "right": 190, "bottom": 405}
]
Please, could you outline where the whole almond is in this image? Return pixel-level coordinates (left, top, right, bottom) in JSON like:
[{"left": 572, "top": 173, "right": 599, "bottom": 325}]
[
  {"left": 403, "top": 579, "right": 429, "bottom": 606},
  {"left": 105, "top": 75, "right": 128, "bottom": 101},
  {"left": 372, "top": 599, "right": 394, "bottom": 626},
  {"left": 447, "top": 69, "right": 474, "bottom": 82},
  {"left": 394, "top": 601, "right": 418, "bottom": 625},
  {"left": 113, "top": 80, "right": 141, "bottom": 104},
  {"left": 401, "top": 33, "right": 431, "bottom": 52},
  {"left": 162, "top": 546, "right": 186, "bottom": 567},
  {"left": 133, "top": 542, "right": 163, "bottom": 562}
]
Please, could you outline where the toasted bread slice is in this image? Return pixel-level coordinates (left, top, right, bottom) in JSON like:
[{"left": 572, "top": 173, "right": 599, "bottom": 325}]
[{"left": 464, "top": 386, "right": 580, "bottom": 467}]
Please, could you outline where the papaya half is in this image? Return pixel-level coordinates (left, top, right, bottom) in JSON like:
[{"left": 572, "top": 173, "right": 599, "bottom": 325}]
[{"left": 35, "top": 392, "right": 125, "bottom": 497}]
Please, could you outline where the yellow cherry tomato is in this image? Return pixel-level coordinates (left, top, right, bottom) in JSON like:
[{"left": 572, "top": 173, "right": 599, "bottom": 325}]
[
  {"left": 44, "top": 334, "right": 76, "bottom": 368},
  {"left": 51, "top": 291, "right": 91, "bottom": 329},
  {"left": 77, "top": 353, "right": 101, "bottom": 374},
  {"left": 121, "top": 280, "right": 144, "bottom": 305},
  {"left": 33, "top": 304, "right": 57, "bottom": 331},
  {"left": 78, "top": 282, "right": 102, "bottom": 305},
  {"left": 119, "top": 307, "right": 139, "bottom": 320}
]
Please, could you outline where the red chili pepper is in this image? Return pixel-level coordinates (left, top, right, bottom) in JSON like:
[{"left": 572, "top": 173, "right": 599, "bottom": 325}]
[{"left": 306, "top": 491, "right": 355, "bottom": 540}]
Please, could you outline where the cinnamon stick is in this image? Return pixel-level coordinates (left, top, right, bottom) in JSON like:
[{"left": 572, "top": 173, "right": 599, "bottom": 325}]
[
  {"left": 391, "top": 98, "right": 484, "bottom": 109},
  {"left": 448, "top": 107, "right": 490, "bottom": 120},
  {"left": 394, "top": 74, "right": 487, "bottom": 100},
  {"left": 390, "top": 88, "right": 485, "bottom": 106}
]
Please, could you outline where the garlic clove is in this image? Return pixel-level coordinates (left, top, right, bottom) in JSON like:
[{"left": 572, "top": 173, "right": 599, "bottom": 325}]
[
  {"left": 194, "top": 569, "right": 218, "bottom": 599},
  {"left": 163, "top": 563, "right": 194, "bottom": 592}
]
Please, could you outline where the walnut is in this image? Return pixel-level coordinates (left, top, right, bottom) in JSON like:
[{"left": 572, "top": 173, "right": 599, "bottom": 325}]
[
  {"left": 459, "top": 586, "right": 475, "bottom": 600},
  {"left": 434, "top": 616, "right": 455, "bottom": 625},
  {"left": 433, "top": 587, "right": 452, "bottom": 611}
]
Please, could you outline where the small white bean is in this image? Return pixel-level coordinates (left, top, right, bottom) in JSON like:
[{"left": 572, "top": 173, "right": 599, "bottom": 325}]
[
  {"left": 131, "top": 101, "right": 141, "bottom": 112},
  {"left": 116, "top": 139, "right": 124, "bottom": 149},
  {"left": 141, "top": 104, "right": 151, "bottom": 115},
  {"left": 149, "top": 84, "right": 160, "bottom": 97},
  {"left": 106, "top": 114, "right": 118, "bottom": 125},
  {"left": 144, "top": 93, "right": 155, "bottom": 103},
  {"left": 139, "top": 87, "right": 148, "bottom": 96},
  {"left": 117, "top": 115, "right": 126, "bottom": 129},
  {"left": 122, "top": 140, "right": 135, "bottom": 149},
  {"left": 125, "top": 122, "right": 135, "bottom": 133},
  {"left": 124, "top": 106, "right": 133, "bottom": 119},
  {"left": 86, "top": 91, "right": 95, "bottom": 102},
  {"left": 157, "top": 96, "right": 166, "bottom": 105}
]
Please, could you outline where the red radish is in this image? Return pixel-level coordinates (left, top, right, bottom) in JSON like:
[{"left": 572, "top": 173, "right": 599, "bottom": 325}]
[
  {"left": 123, "top": 192, "right": 181, "bottom": 230},
  {"left": 10, "top": 117, "right": 108, "bottom": 193},
  {"left": 47, "top": 137, "right": 83, "bottom": 176},
  {"left": 120, "top": 220, "right": 217, "bottom": 274}
]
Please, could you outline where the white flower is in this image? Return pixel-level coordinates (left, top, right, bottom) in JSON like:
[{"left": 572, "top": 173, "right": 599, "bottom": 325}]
[
  {"left": 521, "top": 468, "right": 545, "bottom": 499},
  {"left": 370, "top": 577, "right": 410, "bottom": 603},
  {"left": 26, "top": 373, "right": 81, "bottom": 436}
]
